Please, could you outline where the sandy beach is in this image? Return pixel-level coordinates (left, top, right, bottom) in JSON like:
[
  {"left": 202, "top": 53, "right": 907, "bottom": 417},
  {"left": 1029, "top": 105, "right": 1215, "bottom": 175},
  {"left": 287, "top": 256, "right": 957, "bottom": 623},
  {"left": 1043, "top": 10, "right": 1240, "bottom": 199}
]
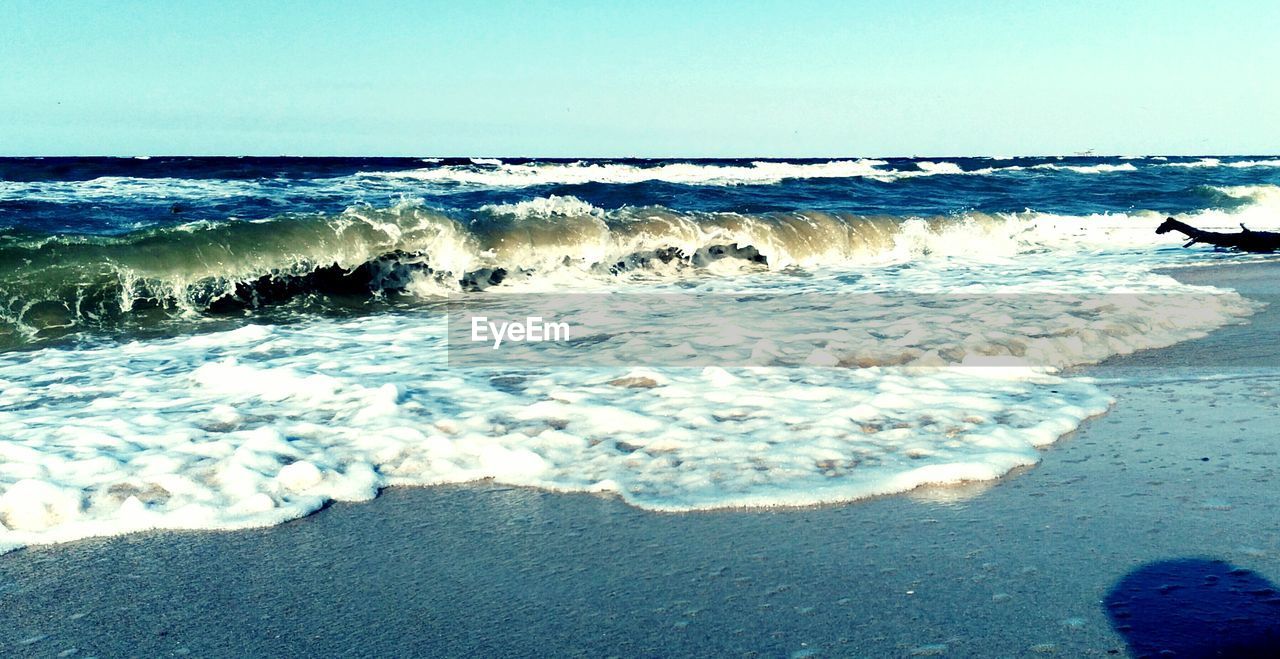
[{"left": 3, "top": 261, "right": 1280, "bottom": 657}]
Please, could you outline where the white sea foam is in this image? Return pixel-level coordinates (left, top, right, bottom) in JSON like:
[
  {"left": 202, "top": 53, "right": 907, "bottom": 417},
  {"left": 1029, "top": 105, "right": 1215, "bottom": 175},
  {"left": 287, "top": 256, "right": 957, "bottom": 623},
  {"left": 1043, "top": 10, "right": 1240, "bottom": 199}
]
[
  {"left": 27, "top": 156, "right": 1270, "bottom": 208},
  {"left": 3, "top": 162, "right": 945, "bottom": 202},
  {"left": 361, "top": 158, "right": 1176, "bottom": 187},
  {"left": 2, "top": 182, "right": 1277, "bottom": 552},
  {"left": 1030, "top": 162, "right": 1138, "bottom": 174},
  {"left": 914, "top": 161, "right": 966, "bottom": 174},
  {"left": 359, "top": 158, "right": 1044, "bottom": 186},
  {"left": 1165, "top": 158, "right": 1223, "bottom": 169},
  {"left": 0, "top": 313, "right": 1118, "bottom": 547},
  {"left": 445, "top": 186, "right": 1280, "bottom": 282},
  {"left": 366, "top": 159, "right": 904, "bottom": 186},
  {"left": 1212, "top": 184, "right": 1280, "bottom": 208},
  {"left": 478, "top": 195, "right": 604, "bottom": 218},
  {"left": 0, "top": 200, "right": 1260, "bottom": 551},
  {"left": 0, "top": 281, "right": 1247, "bottom": 549},
  {"left": 1162, "top": 158, "right": 1280, "bottom": 170},
  {"left": 1226, "top": 159, "right": 1280, "bottom": 169},
  {"left": 4, "top": 159, "right": 1272, "bottom": 209},
  {"left": 6, "top": 187, "right": 1277, "bottom": 342},
  {"left": 0, "top": 177, "right": 271, "bottom": 203}
]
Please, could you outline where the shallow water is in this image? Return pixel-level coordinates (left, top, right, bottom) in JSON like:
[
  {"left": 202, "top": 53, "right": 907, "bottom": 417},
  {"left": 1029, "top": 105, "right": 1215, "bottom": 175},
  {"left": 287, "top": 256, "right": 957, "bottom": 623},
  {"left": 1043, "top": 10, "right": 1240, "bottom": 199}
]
[{"left": 1, "top": 156, "right": 1279, "bottom": 551}]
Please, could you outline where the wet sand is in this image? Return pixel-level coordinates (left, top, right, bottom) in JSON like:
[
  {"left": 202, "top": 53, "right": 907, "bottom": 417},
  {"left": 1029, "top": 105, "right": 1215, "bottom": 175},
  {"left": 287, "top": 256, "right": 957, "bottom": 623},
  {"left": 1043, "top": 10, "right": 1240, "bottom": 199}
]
[{"left": 4, "top": 262, "right": 1280, "bottom": 657}]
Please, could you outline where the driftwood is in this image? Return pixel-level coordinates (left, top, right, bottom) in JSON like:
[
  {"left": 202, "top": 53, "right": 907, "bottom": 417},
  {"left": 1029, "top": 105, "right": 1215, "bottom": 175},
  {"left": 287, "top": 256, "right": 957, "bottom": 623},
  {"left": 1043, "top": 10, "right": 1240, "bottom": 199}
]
[{"left": 1156, "top": 217, "right": 1280, "bottom": 253}]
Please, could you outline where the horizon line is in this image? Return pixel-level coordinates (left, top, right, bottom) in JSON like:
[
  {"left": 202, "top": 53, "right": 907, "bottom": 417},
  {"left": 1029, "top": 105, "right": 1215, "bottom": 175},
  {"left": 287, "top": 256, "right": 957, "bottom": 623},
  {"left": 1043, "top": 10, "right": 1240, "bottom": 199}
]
[{"left": 2, "top": 153, "right": 1276, "bottom": 160}]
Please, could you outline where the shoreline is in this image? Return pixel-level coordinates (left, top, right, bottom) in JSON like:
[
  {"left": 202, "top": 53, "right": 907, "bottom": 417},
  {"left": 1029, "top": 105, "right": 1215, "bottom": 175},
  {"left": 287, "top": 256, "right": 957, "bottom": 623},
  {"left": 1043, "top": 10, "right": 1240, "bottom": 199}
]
[{"left": 4, "top": 260, "right": 1280, "bottom": 656}]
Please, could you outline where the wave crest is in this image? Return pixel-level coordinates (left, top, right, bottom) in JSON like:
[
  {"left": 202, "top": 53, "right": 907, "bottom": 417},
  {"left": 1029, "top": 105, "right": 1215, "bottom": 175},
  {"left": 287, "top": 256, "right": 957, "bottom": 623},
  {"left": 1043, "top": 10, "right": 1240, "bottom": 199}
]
[
  {"left": 5, "top": 186, "right": 1280, "bottom": 347},
  {"left": 363, "top": 159, "right": 916, "bottom": 186}
]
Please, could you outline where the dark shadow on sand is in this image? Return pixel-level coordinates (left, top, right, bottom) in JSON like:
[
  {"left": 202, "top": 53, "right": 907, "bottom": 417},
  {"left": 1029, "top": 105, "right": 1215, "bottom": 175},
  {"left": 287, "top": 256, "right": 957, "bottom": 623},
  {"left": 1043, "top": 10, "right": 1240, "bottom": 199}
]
[{"left": 1106, "top": 558, "right": 1280, "bottom": 658}]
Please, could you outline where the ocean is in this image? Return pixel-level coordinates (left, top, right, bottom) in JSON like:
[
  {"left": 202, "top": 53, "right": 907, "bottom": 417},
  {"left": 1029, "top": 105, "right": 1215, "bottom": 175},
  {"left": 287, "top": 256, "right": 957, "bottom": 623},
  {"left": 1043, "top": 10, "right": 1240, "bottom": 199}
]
[{"left": 1, "top": 155, "right": 1278, "bottom": 552}]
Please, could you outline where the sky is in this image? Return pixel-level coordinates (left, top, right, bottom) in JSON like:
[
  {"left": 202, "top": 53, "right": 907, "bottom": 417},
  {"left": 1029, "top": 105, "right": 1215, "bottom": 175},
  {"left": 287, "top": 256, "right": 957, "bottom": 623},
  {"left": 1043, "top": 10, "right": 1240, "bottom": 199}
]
[{"left": 1, "top": 0, "right": 1278, "bottom": 157}]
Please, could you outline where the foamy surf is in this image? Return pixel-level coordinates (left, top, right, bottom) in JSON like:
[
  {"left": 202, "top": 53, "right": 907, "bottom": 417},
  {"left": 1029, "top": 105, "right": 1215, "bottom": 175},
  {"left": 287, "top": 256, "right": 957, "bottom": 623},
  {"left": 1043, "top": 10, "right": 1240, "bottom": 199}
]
[
  {"left": 363, "top": 159, "right": 907, "bottom": 186},
  {"left": 0, "top": 272, "right": 1253, "bottom": 551},
  {"left": 354, "top": 157, "right": 1086, "bottom": 186},
  {"left": 0, "top": 156, "right": 1277, "bottom": 553},
  {"left": 354, "top": 156, "right": 1280, "bottom": 187},
  {"left": 5, "top": 185, "right": 1280, "bottom": 347}
]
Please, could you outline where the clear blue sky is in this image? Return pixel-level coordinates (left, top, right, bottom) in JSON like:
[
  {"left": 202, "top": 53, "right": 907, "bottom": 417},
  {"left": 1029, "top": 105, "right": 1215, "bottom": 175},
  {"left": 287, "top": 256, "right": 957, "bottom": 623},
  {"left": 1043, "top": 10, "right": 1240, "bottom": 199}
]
[{"left": 2, "top": 0, "right": 1278, "bottom": 156}]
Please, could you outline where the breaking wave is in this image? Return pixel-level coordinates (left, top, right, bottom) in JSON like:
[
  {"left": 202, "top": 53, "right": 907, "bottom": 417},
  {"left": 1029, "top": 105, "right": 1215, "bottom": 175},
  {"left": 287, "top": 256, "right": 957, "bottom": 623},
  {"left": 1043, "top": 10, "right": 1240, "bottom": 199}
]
[
  {"left": 363, "top": 159, "right": 903, "bottom": 186},
  {"left": 0, "top": 199, "right": 965, "bottom": 343},
  {"left": 1030, "top": 162, "right": 1138, "bottom": 174},
  {"left": 4, "top": 186, "right": 1280, "bottom": 347},
  {"left": 2, "top": 157, "right": 1278, "bottom": 552},
  {"left": 1163, "top": 158, "right": 1280, "bottom": 170},
  {"left": 356, "top": 156, "right": 1226, "bottom": 187}
]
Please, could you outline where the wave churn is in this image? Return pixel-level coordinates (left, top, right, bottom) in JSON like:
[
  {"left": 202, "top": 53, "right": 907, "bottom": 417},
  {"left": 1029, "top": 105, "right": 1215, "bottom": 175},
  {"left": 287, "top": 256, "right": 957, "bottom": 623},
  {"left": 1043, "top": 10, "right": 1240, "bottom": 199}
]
[{"left": 0, "top": 156, "right": 1277, "bottom": 553}]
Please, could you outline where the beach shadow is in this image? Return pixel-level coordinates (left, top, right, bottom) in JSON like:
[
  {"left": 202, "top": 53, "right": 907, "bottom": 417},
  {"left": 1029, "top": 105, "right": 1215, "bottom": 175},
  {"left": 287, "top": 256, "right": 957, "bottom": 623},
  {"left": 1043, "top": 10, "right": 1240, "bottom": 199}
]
[{"left": 1105, "top": 558, "right": 1280, "bottom": 657}]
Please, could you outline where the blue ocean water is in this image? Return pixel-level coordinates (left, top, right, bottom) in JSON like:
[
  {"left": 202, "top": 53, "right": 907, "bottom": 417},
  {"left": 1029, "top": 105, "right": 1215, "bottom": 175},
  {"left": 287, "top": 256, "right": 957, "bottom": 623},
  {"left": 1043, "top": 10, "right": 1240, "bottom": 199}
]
[
  {"left": 1, "top": 155, "right": 1278, "bottom": 350},
  {"left": 3, "top": 156, "right": 1279, "bottom": 237},
  {"left": 0, "top": 155, "right": 1278, "bottom": 551}
]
